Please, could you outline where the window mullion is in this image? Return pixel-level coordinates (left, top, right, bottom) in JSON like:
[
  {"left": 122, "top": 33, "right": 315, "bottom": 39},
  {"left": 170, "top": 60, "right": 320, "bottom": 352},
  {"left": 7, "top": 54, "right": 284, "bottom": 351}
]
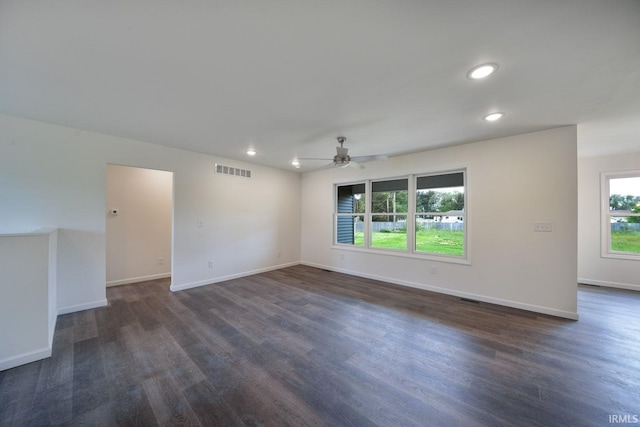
[
  {"left": 364, "top": 180, "right": 371, "bottom": 249},
  {"left": 408, "top": 175, "right": 416, "bottom": 253}
]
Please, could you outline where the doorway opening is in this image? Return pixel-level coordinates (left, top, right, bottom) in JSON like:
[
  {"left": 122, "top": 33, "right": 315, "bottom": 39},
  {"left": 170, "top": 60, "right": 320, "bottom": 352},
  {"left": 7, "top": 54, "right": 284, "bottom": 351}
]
[{"left": 106, "top": 164, "right": 174, "bottom": 288}]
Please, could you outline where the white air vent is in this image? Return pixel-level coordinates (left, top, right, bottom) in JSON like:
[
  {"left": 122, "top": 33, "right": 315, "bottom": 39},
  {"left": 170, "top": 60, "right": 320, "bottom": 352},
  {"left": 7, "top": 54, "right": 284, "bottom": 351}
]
[{"left": 215, "top": 164, "right": 252, "bottom": 178}]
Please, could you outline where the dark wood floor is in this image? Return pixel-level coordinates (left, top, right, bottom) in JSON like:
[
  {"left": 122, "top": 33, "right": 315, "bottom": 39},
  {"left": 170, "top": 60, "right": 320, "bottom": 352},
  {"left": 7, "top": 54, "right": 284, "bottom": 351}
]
[{"left": 1, "top": 265, "right": 639, "bottom": 426}]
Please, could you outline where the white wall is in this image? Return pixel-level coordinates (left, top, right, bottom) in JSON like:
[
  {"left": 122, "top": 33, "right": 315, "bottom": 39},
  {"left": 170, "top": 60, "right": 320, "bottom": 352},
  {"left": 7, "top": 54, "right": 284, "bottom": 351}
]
[
  {"left": 301, "top": 127, "right": 579, "bottom": 319},
  {"left": 0, "top": 113, "right": 301, "bottom": 313},
  {"left": 0, "top": 229, "right": 57, "bottom": 371},
  {"left": 106, "top": 164, "right": 173, "bottom": 286},
  {"left": 0, "top": 112, "right": 578, "bottom": 324},
  {"left": 578, "top": 151, "right": 640, "bottom": 290}
]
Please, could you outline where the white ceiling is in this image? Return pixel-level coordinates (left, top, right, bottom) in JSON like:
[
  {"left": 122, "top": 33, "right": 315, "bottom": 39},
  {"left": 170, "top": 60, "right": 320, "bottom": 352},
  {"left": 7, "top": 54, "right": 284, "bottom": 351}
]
[{"left": 1, "top": 1, "right": 639, "bottom": 172}]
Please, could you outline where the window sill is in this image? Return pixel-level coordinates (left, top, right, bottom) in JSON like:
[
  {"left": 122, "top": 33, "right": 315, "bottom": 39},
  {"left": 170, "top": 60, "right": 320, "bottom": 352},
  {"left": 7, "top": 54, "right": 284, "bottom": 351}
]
[
  {"left": 331, "top": 244, "right": 471, "bottom": 265},
  {"left": 601, "top": 252, "right": 640, "bottom": 261}
]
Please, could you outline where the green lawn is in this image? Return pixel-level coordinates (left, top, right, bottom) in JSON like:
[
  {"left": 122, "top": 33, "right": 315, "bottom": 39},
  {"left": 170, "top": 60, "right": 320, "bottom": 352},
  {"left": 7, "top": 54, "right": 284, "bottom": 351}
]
[
  {"left": 611, "top": 231, "right": 640, "bottom": 253},
  {"left": 354, "top": 229, "right": 464, "bottom": 255},
  {"left": 353, "top": 229, "right": 639, "bottom": 255}
]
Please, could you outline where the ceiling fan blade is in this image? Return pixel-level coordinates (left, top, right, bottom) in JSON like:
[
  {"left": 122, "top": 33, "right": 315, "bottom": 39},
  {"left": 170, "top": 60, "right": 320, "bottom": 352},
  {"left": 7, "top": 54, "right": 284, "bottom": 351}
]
[
  {"left": 297, "top": 157, "right": 333, "bottom": 161},
  {"left": 319, "top": 162, "right": 337, "bottom": 169},
  {"left": 350, "top": 154, "right": 388, "bottom": 163},
  {"left": 348, "top": 161, "right": 364, "bottom": 169}
]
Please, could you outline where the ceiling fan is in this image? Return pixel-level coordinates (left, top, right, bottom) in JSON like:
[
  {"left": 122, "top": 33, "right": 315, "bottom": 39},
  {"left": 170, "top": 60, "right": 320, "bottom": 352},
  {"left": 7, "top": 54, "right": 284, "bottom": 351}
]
[{"left": 298, "top": 136, "right": 388, "bottom": 169}]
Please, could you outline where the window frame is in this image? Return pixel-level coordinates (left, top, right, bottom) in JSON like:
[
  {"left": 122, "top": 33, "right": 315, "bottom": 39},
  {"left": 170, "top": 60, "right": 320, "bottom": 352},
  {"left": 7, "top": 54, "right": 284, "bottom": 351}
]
[
  {"left": 333, "top": 169, "right": 469, "bottom": 264},
  {"left": 335, "top": 181, "right": 366, "bottom": 247},
  {"left": 414, "top": 171, "right": 466, "bottom": 258},
  {"left": 369, "top": 177, "right": 409, "bottom": 252},
  {"left": 600, "top": 170, "right": 640, "bottom": 260}
]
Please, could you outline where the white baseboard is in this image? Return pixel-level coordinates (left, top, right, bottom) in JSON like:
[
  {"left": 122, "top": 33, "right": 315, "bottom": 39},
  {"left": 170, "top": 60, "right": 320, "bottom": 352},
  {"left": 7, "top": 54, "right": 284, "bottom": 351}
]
[
  {"left": 107, "top": 273, "right": 171, "bottom": 287},
  {"left": 578, "top": 278, "right": 640, "bottom": 292},
  {"left": 301, "top": 261, "right": 579, "bottom": 320},
  {"left": 0, "top": 347, "right": 51, "bottom": 372},
  {"left": 170, "top": 261, "right": 300, "bottom": 292},
  {"left": 58, "top": 299, "right": 108, "bottom": 315}
]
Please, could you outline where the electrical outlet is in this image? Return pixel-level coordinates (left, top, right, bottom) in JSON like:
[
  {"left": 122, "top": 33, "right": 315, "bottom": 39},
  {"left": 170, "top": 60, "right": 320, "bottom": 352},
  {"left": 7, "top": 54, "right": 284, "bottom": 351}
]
[
  {"left": 208, "top": 261, "right": 213, "bottom": 268},
  {"left": 431, "top": 266, "right": 437, "bottom": 274},
  {"left": 197, "top": 220, "right": 204, "bottom": 228},
  {"left": 158, "top": 257, "right": 164, "bottom": 265}
]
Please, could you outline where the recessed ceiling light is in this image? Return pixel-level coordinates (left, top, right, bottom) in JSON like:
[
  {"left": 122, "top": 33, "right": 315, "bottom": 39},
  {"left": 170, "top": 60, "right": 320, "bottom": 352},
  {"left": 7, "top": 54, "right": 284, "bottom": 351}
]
[
  {"left": 246, "top": 149, "right": 256, "bottom": 156},
  {"left": 483, "top": 112, "right": 505, "bottom": 122},
  {"left": 467, "top": 63, "right": 498, "bottom": 80},
  {"left": 291, "top": 160, "right": 300, "bottom": 168}
]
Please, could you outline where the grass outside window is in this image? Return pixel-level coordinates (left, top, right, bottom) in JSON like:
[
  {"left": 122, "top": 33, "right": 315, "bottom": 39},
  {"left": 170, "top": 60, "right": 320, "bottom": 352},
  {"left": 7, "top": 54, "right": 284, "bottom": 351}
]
[
  {"left": 610, "top": 230, "right": 640, "bottom": 253},
  {"left": 355, "top": 229, "right": 464, "bottom": 255}
]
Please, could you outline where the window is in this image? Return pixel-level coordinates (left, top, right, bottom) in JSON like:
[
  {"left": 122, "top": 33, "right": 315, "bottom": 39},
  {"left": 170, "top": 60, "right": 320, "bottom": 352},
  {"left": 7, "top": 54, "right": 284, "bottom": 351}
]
[
  {"left": 336, "top": 183, "right": 365, "bottom": 246},
  {"left": 416, "top": 172, "right": 465, "bottom": 256},
  {"left": 334, "top": 170, "right": 467, "bottom": 262},
  {"left": 371, "top": 179, "right": 408, "bottom": 250},
  {"left": 601, "top": 171, "right": 640, "bottom": 259}
]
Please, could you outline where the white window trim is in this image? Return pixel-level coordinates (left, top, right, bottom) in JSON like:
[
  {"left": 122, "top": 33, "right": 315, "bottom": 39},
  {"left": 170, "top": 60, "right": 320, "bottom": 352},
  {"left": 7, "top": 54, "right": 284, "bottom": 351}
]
[
  {"left": 600, "top": 170, "right": 640, "bottom": 260},
  {"left": 369, "top": 176, "right": 408, "bottom": 251},
  {"left": 333, "top": 169, "right": 469, "bottom": 265}
]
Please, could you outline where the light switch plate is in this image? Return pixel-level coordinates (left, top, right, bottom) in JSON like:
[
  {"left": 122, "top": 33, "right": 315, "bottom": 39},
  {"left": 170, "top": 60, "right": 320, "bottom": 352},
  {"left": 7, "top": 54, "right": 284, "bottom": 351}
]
[{"left": 534, "top": 222, "right": 552, "bottom": 232}]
